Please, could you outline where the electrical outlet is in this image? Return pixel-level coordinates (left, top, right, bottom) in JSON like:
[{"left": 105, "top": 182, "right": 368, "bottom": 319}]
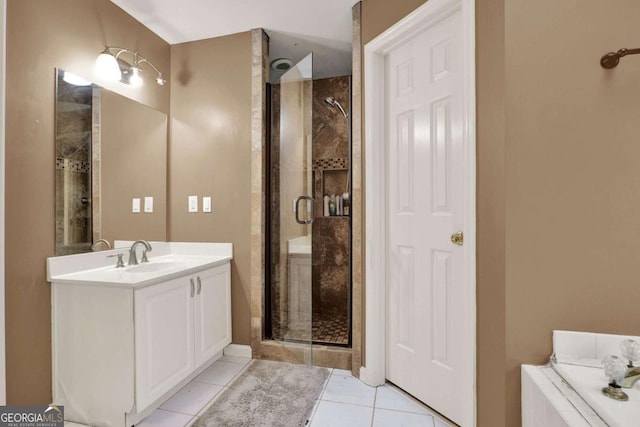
[
  {"left": 188, "top": 195, "right": 198, "bottom": 213},
  {"left": 132, "top": 198, "right": 141, "bottom": 213}
]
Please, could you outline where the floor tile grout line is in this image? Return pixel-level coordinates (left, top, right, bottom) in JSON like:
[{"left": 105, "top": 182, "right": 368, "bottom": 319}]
[
  {"left": 307, "top": 368, "right": 333, "bottom": 425},
  {"left": 320, "top": 398, "right": 376, "bottom": 409},
  {"left": 163, "top": 358, "right": 252, "bottom": 422},
  {"left": 161, "top": 385, "right": 226, "bottom": 418},
  {"left": 191, "top": 378, "right": 229, "bottom": 387},
  {"left": 194, "top": 359, "right": 252, "bottom": 387},
  {"left": 157, "top": 407, "right": 200, "bottom": 417},
  {"left": 382, "top": 382, "right": 452, "bottom": 424},
  {"left": 183, "top": 414, "right": 198, "bottom": 427},
  {"left": 195, "top": 385, "right": 229, "bottom": 418},
  {"left": 370, "top": 386, "right": 378, "bottom": 427},
  {"left": 193, "top": 360, "right": 252, "bottom": 418},
  {"left": 374, "top": 406, "right": 437, "bottom": 416}
]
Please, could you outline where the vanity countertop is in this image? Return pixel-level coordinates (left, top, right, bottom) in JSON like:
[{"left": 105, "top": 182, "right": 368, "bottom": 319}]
[{"left": 47, "top": 242, "right": 232, "bottom": 289}]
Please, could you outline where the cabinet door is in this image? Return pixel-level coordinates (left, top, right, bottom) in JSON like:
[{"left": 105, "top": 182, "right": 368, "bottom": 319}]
[
  {"left": 194, "top": 264, "right": 232, "bottom": 368},
  {"left": 135, "top": 276, "right": 195, "bottom": 410}
]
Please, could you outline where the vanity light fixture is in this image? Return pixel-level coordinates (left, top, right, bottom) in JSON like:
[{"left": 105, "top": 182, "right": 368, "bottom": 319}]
[
  {"left": 95, "top": 46, "right": 166, "bottom": 87},
  {"left": 600, "top": 48, "right": 640, "bottom": 69}
]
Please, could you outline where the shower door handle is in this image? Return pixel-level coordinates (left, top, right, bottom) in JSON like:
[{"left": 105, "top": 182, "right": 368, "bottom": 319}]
[{"left": 295, "top": 196, "right": 315, "bottom": 225}]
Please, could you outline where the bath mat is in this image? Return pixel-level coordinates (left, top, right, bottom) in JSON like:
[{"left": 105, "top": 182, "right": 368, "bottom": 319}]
[{"left": 194, "top": 360, "right": 330, "bottom": 427}]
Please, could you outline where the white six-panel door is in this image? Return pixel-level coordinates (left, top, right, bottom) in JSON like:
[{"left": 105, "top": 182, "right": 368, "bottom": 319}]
[{"left": 385, "top": 9, "right": 466, "bottom": 425}]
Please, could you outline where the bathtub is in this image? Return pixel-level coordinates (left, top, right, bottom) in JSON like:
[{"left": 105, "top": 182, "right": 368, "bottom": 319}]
[{"left": 522, "top": 330, "right": 640, "bottom": 427}]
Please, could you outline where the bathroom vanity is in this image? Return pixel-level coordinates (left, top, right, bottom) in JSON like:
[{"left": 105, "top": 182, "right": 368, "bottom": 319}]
[{"left": 47, "top": 242, "right": 233, "bottom": 427}]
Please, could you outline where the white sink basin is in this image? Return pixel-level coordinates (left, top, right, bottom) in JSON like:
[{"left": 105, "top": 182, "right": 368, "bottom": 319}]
[
  {"left": 48, "top": 244, "right": 233, "bottom": 288},
  {"left": 125, "top": 261, "right": 187, "bottom": 273}
]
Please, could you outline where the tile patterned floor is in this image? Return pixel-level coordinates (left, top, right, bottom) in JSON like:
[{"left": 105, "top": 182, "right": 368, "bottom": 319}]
[
  {"left": 275, "top": 314, "right": 350, "bottom": 345},
  {"left": 64, "top": 358, "right": 456, "bottom": 427},
  {"left": 311, "top": 314, "right": 349, "bottom": 344}
]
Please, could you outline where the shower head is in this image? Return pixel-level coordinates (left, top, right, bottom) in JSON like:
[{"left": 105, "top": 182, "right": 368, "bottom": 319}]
[{"left": 324, "top": 96, "right": 348, "bottom": 119}]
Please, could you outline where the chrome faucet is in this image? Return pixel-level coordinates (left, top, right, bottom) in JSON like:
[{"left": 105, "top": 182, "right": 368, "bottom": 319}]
[
  {"left": 620, "top": 339, "right": 640, "bottom": 389},
  {"left": 91, "top": 239, "right": 112, "bottom": 251},
  {"left": 128, "top": 240, "right": 152, "bottom": 265}
]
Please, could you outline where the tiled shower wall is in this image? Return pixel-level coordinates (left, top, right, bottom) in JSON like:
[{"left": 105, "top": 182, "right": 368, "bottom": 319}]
[{"left": 311, "top": 76, "right": 351, "bottom": 323}]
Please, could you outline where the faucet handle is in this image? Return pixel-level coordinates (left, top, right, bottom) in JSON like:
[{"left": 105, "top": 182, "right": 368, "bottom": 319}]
[
  {"left": 620, "top": 339, "right": 640, "bottom": 366},
  {"left": 141, "top": 249, "right": 150, "bottom": 263},
  {"left": 602, "top": 355, "right": 629, "bottom": 401},
  {"left": 107, "top": 253, "right": 125, "bottom": 268},
  {"left": 603, "top": 355, "right": 627, "bottom": 384}
]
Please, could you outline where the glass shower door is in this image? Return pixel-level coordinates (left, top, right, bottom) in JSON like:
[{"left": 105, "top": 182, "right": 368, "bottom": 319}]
[{"left": 269, "top": 53, "right": 314, "bottom": 363}]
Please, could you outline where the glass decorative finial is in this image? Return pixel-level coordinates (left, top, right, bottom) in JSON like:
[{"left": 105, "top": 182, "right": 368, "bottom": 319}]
[
  {"left": 620, "top": 339, "right": 640, "bottom": 367},
  {"left": 601, "top": 355, "right": 629, "bottom": 401}
]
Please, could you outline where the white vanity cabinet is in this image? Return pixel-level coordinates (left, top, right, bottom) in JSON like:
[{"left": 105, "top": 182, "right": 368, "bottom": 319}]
[
  {"left": 193, "top": 265, "right": 232, "bottom": 367},
  {"left": 134, "top": 275, "right": 195, "bottom": 411},
  {"left": 134, "top": 265, "right": 231, "bottom": 411},
  {"left": 49, "top": 248, "right": 232, "bottom": 427}
]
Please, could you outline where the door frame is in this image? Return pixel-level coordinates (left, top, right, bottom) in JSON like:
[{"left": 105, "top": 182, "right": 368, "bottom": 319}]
[{"left": 362, "top": 0, "right": 476, "bottom": 425}]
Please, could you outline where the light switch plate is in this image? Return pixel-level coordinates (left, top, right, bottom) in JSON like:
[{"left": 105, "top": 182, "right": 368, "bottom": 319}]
[
  {"left": 188, "top": 195, "right": 198, "bottom": 213},
  {"left": 132, "top": 198, "right": 141, "bottom": 213},
  {"left": 202, "top": 196, "right": 212, "bottom": 213},
  {"left": 144, "top": 197, "right": 154, "bottom": 213}
]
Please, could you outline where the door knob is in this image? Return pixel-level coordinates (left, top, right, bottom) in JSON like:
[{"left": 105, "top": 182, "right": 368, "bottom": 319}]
[{"left": 451, "top": 231, "right": 464, "bottom": 246}]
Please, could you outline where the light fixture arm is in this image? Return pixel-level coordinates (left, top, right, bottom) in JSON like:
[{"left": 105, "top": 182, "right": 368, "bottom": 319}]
[
  {"left": 101, "top": 46, "right": 165, "bottom": 84},
  {"left": 136, "top": 57, "right": 163, "bottom": 78},
  {"left": 600, "top": 48, "right": 640, "bottom": 69}
]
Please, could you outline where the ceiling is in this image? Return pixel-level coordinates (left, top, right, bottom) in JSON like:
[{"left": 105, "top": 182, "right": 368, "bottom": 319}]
[{"left": 110, "top": 0, "right": 356, "bottom": 82}]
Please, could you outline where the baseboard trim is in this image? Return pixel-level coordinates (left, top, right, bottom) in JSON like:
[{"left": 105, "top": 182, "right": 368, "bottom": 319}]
[
  {"left": 224, "top": 344, "right": 252, "bottom": 359},
  {"left": 358, "top": 366, "right": 384, "bottom": 387}
]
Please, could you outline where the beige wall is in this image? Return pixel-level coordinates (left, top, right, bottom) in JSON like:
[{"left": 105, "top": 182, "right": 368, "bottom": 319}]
[
  {"left": 101, "top": 91, "right": 168, "bottom": 242},
  {"left": 504, "top": 0, "right": 640, "bottom": 425},
  {"left": 169, "top": 32, "right": 253, "bottom": 346},
  {"left": 362, "top": 0, "right": 640, "bottom": 426},
  {"left": 5, "top": 0, "right": 170, "bottom": 404},
  {"left": 475, "top": 0, "right": 507, "bottom": 425}
]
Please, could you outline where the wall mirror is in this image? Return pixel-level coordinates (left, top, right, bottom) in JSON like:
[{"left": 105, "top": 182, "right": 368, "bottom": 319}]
[{"left": 55, "top": 68, "right": 168, "bottom": 255}]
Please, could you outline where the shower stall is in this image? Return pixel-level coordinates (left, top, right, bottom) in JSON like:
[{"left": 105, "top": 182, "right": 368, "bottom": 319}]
[{"left": 266, "top": 53, "right": 352, "bottom": 350}]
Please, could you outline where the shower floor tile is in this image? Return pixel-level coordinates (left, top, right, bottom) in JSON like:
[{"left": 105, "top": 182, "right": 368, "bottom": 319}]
[{"left": 276, "top": 314, "right": 350, "bottom": 345}]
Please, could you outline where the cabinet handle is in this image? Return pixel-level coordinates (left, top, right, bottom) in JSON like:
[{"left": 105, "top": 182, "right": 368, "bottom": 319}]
[
  {"left": 190, "top": 278, "right": 195, "bottom": 298},
  {"left": 197, "top": 277, "right": 202, "bottom": 295}
]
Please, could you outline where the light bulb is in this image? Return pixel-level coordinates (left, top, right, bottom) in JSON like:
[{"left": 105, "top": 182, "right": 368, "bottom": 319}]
[
  {"left": 62, "top": 71, "right": 92, "bottom": 86},
  {"left": 95, "top": 50, "right": 121, "bottom": 82},
  {"left": 129, "top": 66, "right": 143, "bottom": 88},
  {"left": 156, "top": 74, "right": 165, "bottom": 86}
]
